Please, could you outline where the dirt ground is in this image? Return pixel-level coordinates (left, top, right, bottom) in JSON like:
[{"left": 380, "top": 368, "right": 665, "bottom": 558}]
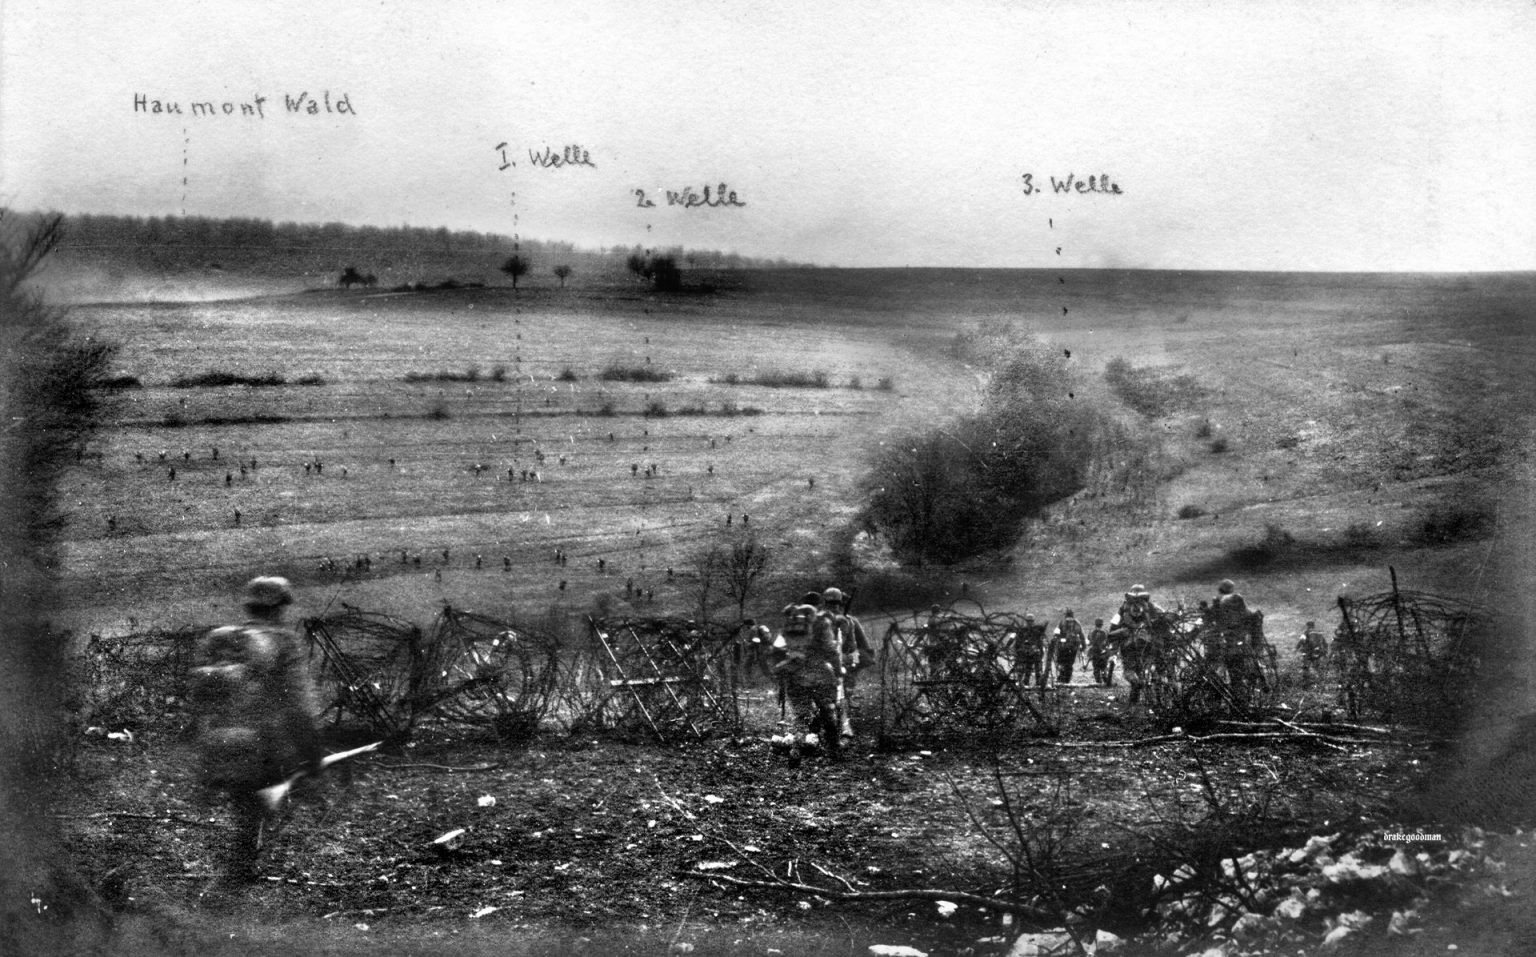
[{"left": 52, "top": 674, "right": 1449, "bottom": 956}]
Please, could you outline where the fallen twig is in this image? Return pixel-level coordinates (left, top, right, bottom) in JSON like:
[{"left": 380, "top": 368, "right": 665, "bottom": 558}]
[{"left": 377, "top": 761, "right": 502, "bottom": 772}]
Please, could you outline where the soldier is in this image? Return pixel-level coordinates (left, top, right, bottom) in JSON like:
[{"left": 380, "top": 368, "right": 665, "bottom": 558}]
[
  {"left": 1013, "top": 613, "right": 1048, "bottom": 690},
  {"left": 740, "top": 617, "right": 775, "bottom": 682},
  {"left": 1295, "top": 620, "right": 1329, "bottom": 688},
  {"left": 1211, "top": 579, "right": 1258, "bottom": 700},
  {"left": 1087, "top": 617, "right": 1115, "bottom": 686},
  {"left": 1111, "top": 586, "right": 1166, "bottom": 705},
  {"left": 821, "top": 587, "right": 875, "bottom": 685},
  {"left": 189, "top": 577, "right": 322, "bottom": 893},
  {"left": 773, "top": 592, "right": 843, "bottom": 761},
  {"left": 1054, "top": 610, "right": 1086, "bottom": 684}
]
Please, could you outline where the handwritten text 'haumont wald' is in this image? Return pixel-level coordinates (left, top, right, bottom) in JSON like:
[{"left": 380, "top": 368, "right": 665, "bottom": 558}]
[
  {"left": 132, "top": 91, "right": 357, "bottom": 118},
  {"left": 1020, "top": 172, "right": 1124, "bottom": 196}
]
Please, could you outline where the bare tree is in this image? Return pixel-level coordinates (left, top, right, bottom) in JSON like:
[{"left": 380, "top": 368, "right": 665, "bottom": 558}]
[
  {"left": 553, "top": 264, "right": 572, "bottom": 288},
  {"left": 720, "top": 532, "right": 771, "bottom": 622}
]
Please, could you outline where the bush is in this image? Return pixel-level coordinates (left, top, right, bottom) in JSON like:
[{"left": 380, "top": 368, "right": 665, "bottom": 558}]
[
  {"left": 1195, "top": 420, "right": 1214, "bottom": 439},
  {"left": 863, "top": 346, "right": 1111, "bottom": 565},
  {"left": 293, "top": 374, "right": 326, "bottom": 386},
  {"left": 594, "top": 400, "right": 617, "bottom": 417},
  {"left": 600, "top": 364, "right": 673, "bottom": 384},
  {"left": 427, "top": 401, "right": 450, "bottom": 420},
  {"left": 404, "top": 368, "right": 483, "bottom": 384},
  {"left": 848, "top": 375, "right": 862, "bottom": 390},
  {"left": 876, "top": 376, "right": 895, "bottom": 391},
  {"left": 644, "top": 400, "right": 670, "bottom": 418},
  {"left": 1208, "top": 436, "right": 1230, "bottom": 453},
  {"left": 557, "top": 367, "right": 579, "bottom": 382},
  {"left": 1276, "top": 433, "right": 1300, "bottom": 450},
  {"left": 1177, "top": 504, "right": 1206, "bottom": 520},
  {"left": 490, "top": 365, "right": 508, "bottom": 382},
  {"left": 100, "top": 375, "right": 142, "bottom": 389},
  {"left": 1414, "top": 502, "right": 1496, "bottom": 545}
]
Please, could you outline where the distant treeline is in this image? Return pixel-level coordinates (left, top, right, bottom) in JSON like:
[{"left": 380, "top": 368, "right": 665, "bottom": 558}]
[{"left": 21, "top": 211, "right": 803, "bottom": 275}]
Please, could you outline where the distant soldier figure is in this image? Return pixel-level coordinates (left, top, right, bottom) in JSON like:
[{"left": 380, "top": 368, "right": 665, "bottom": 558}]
[
  {"left": 1088, "top": 617, "right": 1115, "bottom": 686},
  {"left": 1013, "top": 614, "right": 1048, "bottom": 690},
  {"left": 503, "top": 557, "right": 511, "bottom": 571},
  {"left": 774, "top": 592, "right": 843, "bottom": 760},
  {"left": 189, "top": 577, "right": 322, "bottom": 892},
  {"left": 1054, "top": 610, "right": 1086, "bottom": 684},
  {"left": 1296, "top": 620, "right": 1329, "bottom": 688},
  {"left": 168, "top": 467, "right": 176, "bottom": 482},
  {"left": 233, "top": 509, "right": 241, "bottom": 527}
]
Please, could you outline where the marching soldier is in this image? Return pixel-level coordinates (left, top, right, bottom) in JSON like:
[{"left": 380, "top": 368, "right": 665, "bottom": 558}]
[
  {"left": 773, "top": 592, "right": 844, "bottom": 761},
  {"left": 1087, "top": 617, "right": 1115, "bottom": 686},
  {"left": 1053, "top": 609, "right": 1086, "bottom": 684},
  {"left": 1013, "top": 613, "right": 1048, "bottom": 690},
  {"left": 1295, "top": 620, "right": 1329, "bottom": 688},
  {"left": 189, "top": 577, "right": 323, "bottom": 894}
]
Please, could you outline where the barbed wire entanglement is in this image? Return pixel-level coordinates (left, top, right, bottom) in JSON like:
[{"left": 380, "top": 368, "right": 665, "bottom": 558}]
[
  {"left": 876, "top": 604, "right": 1058, "bottom": 746},
  {"left": 304, "top": 609, "right": 427, "bottom": 742},
  {"left": 1334, "top": 587, "right": 1485, "bottom": 726},
  {"left": 74, "top": 627, "right": 202, "bottom": 731},
  {"left": 586, "top": 616, "right": 740, "bottom": 743}
]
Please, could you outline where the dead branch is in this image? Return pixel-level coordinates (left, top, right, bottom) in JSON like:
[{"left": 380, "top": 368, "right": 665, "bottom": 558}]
[
  {"left": 678, "top": 870, "right": 1054, "bottom": 919},
  {"left": 377, "top": 761, "right": 502, "bottom": 772}
]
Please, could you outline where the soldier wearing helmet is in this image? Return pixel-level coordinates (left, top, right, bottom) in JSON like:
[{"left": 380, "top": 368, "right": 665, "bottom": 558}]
[
  {"left": 190, "top": 577, "right": 323, "bottom": 893},
  {"left": 1012, "top": 613, "right": 1049, "bottom": 690},
  {"left": 1052, "top": 609, "right": 1086, "bottom": 684},
  {"left": 774, "top": 592, "right": 844, "bottom": 760}
]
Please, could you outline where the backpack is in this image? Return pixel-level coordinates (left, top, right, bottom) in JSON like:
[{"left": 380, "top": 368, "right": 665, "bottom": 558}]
[{"left": 191, "top": 624, "right": 315, "bottom": 789}]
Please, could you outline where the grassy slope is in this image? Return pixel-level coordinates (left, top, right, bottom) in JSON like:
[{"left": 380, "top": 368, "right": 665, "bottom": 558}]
[{"left": 47, "top": 267, "right": 1536, "bottom": 671}]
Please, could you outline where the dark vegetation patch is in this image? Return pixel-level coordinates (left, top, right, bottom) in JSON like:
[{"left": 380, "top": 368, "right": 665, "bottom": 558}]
[
  {"left": 600, "top": 364, "right": 674, "bottom": 384},
  {"left": 1413, "top": 501, "right": 1497, "bottom": 546},
  {"left": 169, "top": 371, "right": 291, "bottom": 388},
  {"left": 99, "top": 374, "right": 142, "bottom": 390},
  {"left": 556, "top": 367, "right": 579, "bottom": 382},
  {"left": 710, "top": 369, "right": 831, "bottom": 388},
  {"left": 161, "top": 412, "right": 290, "bottom": 428},
  {"left": 404, "top": 367, "right": 484, "bottom": 384},
  {"left": 1104, "top": 356, "right": 1205, "bottom": 418},
  {"left": 1176, "top": 504, "right": 1206, "bottom": 520}
]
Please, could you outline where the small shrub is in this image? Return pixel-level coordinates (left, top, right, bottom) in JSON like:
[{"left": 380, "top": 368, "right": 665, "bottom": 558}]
[
  {"left": 490, "top": 365, "right": 508, "bottom": 382},
  {"left": 1195, "top": 420, "right": 1214, "bottom": 439},
  {"left": 876, "top": 376, "right": 895, "bottom": 391},
  {"left": 1176, "top": 504, "right": 1206, "bottom": 520},
  {"left": 464, "top": 365, "right": 481, "bottom": 383},
  {"left": 557, "top": 367, "right": 579, "bottom": 383},
  {"left": 644, "top": 400, "right": 670, "bottom": 418},
  {"left": 1227, "top": 523, "right": 1296, "bottom": 569},
  {"left": 848, "top": 375, "right": 862, "bottom": 390},
  {"left": 100, "top": 375, "right": 142, "bottom": 390},
  {"left": 427, "top": 401, "right": 451, "bottom": 420},
  {"left": 676, "top": 403, "right": 707, "bottom": 416},
  {"left": 294, "top": 374, "right": 326, "bottom": 386},
  {"left": 1208, "top": 436, "right": 1230, "bottom": 453},
  {"left": 1276, "top": 433, "right": 1300, "bottom": 450},
  {"left": 1105, "top": 357, "right": 1203, "bottom": 417},
  {"left": 594, "top": 400, "right": 617, "bottom": 417}
]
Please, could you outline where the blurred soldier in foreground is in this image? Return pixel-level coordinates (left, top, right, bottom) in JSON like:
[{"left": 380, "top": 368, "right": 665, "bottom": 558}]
[
  {"left": 1295, "top": 620, "right": 1329, "bottom": 688},
  {"left": 190, "top": 576, "right": 323, "bottom": 893},
  {"left": 773, "top": 592, "right": 844, "bottom": 761},
  {"left": 821, "top": 586, "right": 874, "bottom": 685},
  {"left": 1053, "top": 609, "right": 1086, "bottom": 684},
  {"left": 1088, "top": 617, "right": 1116, "bottom": 686},
  {"left": 740, "top": 617, "right": 776, "bottom": 683}
]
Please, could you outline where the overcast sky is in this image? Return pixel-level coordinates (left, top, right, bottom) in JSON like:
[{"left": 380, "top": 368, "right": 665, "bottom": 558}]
[{"left": 2, "top": 0, "right": 1533, "bottom": 270}]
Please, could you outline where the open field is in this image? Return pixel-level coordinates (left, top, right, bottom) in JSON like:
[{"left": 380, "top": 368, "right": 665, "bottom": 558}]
[
  {"left": 37, "top": 266, "right": 1536, "bottom": 955},
  {"left": 55, "top": 268, "right": 1536, "bottom": 645}
]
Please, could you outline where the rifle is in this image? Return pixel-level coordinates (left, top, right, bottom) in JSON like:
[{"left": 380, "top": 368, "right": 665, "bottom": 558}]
[{"left": 256, "top": 740, "right": 381, "bottom": 811}]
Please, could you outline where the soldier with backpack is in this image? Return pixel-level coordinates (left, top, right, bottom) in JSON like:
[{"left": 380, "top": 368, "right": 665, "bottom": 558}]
[
  {"left": 773, "top": 592, "right": 845, "bottom": 760},
  {"left": 189, "top": 577, "right": 323, "bottom": 893},
  {"left": 1012, "top": 613, "right": 1049, "bottom": 690},
  {"left": 1088, "top": 618, "right": 1116, "bottom": 687}
]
